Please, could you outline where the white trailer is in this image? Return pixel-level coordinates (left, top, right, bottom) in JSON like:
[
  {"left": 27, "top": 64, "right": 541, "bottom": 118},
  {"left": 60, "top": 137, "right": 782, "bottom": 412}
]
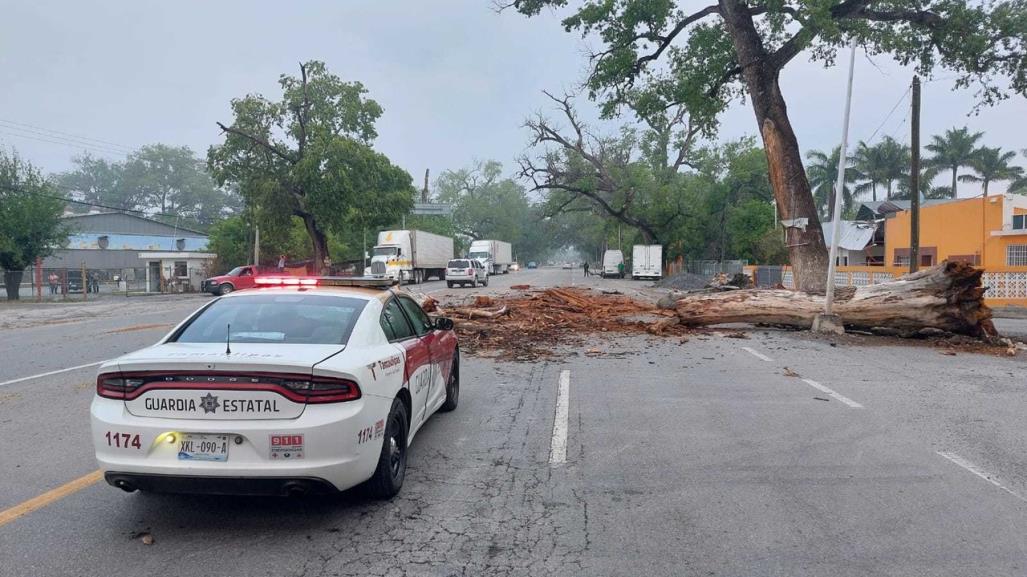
[
  {"left": 468, "top": 239, "right": 514, "bottom": 275},
  {"left": 632, "top": 244, "right": 663, "bottom": 280},
  {"left": 368, "top": 230, "right": 454, "bottom": 284}
]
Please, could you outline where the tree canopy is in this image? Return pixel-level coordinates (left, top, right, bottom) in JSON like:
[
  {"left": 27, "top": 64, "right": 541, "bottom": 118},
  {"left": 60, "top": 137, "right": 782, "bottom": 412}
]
[
  {"left": 208, "top": 60, "right": 414, "bottom": 271},
  {"left": 0, "top": 149, "right": 68, "bottom": 299}
]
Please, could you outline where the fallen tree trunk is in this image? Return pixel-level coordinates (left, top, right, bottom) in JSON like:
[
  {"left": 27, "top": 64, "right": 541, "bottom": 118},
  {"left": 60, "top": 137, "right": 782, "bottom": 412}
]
[{"left": 670, "top": 262, "right": 996, "bottom": 337}]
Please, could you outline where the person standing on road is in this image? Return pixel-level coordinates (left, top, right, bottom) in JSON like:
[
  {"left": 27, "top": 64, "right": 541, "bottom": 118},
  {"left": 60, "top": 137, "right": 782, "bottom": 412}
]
[
  {"left": 617, "top": 261, "right": 625, "bottom": 278},
  {"left": 48, "top": 272, "right": 59, "bottom": 295},
  {"left": 583, "top": 261, "right": 590, "bottom": 277},
  {"left": 277, "top": 254, "right": 286, "bottom": 271}
]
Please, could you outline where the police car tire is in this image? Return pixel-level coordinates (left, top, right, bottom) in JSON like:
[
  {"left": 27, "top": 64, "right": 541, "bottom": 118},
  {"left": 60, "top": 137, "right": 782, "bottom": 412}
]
[
  {"left": 440, "top": 349, "right": 460, "bottom": 412},
  {"left": 366, "top": 398, "right": 408, "bottom": 499}
]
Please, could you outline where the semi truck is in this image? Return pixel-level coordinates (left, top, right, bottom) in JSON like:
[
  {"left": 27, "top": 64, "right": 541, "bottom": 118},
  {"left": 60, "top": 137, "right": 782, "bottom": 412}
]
[
  {"left": 631, "top": 244, "right": 663, "bottom": 280},
  {"left": 468, "top": 239, "right": 513, "bottom": 275},
  {"left": 368, "top": 230, "right": 454, "bottom": 284}
]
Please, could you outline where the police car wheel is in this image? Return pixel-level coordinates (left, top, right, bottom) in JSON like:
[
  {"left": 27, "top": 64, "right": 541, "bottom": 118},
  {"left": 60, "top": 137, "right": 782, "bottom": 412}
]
[
  {"left": 440, "top": 349, "right": 459, "bottom": 412},
  {"left": 366, "top": 398, "right": 408, "bottom": 499}
]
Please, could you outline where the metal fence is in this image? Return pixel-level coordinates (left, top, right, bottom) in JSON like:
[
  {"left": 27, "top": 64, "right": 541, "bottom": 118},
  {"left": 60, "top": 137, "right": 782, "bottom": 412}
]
[
  {"left": 4, "top": 265, "right": 163, "bottom": 300},
  {"left": 686, "top": 259, "right": 748, "bottom": 277}
]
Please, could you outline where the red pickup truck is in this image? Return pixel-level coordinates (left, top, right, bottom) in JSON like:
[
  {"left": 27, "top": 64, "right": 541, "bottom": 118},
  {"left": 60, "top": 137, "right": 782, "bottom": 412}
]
[{"left": 201, "top": 265, "right": 259, "bottom": 295}]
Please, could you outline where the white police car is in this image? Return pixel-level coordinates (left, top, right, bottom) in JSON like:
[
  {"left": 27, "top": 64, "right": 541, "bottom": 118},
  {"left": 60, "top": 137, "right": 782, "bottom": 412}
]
[{"left": 91, "top": 277, "right": 459, "bottom": 498}]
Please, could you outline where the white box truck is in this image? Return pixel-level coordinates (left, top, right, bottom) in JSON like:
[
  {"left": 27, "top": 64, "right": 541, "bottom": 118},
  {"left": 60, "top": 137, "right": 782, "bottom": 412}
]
[
  {"left": 631, "top": 244, "right": 663, "bottom": 280},
  {"left": 468, "top": 239, "right": 514, "bottom": 275},
  {"left": 368, "top": 230, "right": 454, "bottom": 284},
  {"left": 601, "top": 249, "right": 625, "bottom": 278}
]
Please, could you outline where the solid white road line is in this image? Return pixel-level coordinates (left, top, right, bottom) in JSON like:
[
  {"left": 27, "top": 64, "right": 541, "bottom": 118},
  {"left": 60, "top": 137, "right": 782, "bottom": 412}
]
[
  {"left": 936, "top": 451, "right": 1027, "bottom": 503},
  {"left": 0, "top": 361, "right": 104, "bottom": 388},
  {"left": 741, "top": 346, "right": 773, "bottom": 362},
  {"left": 801, "top": 378, "right": 864, "bottom": 409},
  {"left": 549, "top": 370, "right": 571, "bottom": 465}
]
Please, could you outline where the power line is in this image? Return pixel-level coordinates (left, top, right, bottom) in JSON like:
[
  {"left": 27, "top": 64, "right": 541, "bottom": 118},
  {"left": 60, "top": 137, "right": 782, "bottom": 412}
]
[
  {"left": 0, "top": 118, "right": 135, "bottom": 153},
  {"left": 0, "top": 128, "right": 129, "bottom": 158},
  {"left": 864, "top": 85, "right": 911, "bottom": 144},
  {"left": 0, "top": 182, "right": 172, "bottom": 217}
]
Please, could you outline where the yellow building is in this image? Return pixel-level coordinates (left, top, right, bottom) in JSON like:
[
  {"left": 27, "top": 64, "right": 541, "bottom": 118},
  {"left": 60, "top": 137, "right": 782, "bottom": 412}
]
[{"left": 884, "top": 194, "right": 1027, "bottom": 269}]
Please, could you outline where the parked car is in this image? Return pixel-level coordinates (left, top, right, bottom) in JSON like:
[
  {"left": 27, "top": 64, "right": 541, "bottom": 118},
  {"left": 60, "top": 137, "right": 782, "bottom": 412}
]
[
  {"left": 201, "top": 265, "right": 258, "bottom": 295},
  {"left": 526, "top": 261, "right": 538, "bottom": 269},
  {"left": 509, "top": 263, "right": 520, "bottom": 272},
  {"left": 446, "top": 259, "right": 488, "bottom": 288}
]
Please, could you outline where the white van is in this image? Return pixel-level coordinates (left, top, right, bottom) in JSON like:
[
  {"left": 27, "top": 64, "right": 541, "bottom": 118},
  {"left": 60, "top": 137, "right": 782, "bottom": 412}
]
[{"left": 601, "top": 250, "right": 625, "bottom": 279}]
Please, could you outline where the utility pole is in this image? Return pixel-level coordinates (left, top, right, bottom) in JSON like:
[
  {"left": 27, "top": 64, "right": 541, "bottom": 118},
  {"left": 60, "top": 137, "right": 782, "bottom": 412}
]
[
  {"left": 422, "top": 169, "right": 430, "bottom": 202},
  {"left": 909, "top": 76, "right": 921, "bottom": 273},
  {"left": 815, "top": 41, "right": 857, "bottom": 334},
  {"left": 254, "top": 225, "right": 261, "bottom": 267},
  {"left": 813, "top": 41, "right": 854, "bottom": 332}
]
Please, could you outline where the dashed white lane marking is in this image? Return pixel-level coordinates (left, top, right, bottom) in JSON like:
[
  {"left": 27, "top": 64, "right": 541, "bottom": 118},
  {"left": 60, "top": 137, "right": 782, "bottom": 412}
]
[
  {"left": 801, "top": 378, "right": 864, "bottom": 409},
  {"left": 741, "top": 347, "right": 773, "bottom": 362},
  {"left": 0, "top": 361, "right": 105, "bottom": 388},
  {"left": 549, "top": 370, "right": 571, "bottom": 465},
  {"left": 936, "top": 451, "right": 1027, "bottom": 503}
]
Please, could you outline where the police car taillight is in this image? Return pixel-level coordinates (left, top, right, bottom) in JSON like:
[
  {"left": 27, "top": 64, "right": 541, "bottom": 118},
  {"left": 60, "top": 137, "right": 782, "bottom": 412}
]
[
  {"left": 96, "top": 373, "right": 145, "bottom": 399},
  {"left": 282, "top": 377, "right": 361, "bottom": 404}
]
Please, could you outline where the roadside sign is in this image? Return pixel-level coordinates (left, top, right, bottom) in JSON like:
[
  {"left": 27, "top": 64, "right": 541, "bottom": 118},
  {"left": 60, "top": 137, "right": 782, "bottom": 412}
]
[{"left": 412, "top": 203, "right": 452, "bottom": 216}]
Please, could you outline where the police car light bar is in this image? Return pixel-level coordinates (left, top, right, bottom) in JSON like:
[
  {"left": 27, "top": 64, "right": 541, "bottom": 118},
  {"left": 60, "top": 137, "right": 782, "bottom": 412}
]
[{"left": 254, "top": 276, "right": 399, "bottom": 288}]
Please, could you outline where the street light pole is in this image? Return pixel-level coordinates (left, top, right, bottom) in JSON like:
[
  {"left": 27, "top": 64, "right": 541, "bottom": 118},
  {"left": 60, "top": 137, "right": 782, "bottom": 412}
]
[{"left": 816, "top": 41, "right": 857, "bottom": 333}]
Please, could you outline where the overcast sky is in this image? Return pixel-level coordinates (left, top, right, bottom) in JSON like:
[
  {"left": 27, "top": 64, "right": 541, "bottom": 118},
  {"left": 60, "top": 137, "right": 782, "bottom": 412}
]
[{"left": 2, "top": 0, "right": 1025, "bottom": 198}]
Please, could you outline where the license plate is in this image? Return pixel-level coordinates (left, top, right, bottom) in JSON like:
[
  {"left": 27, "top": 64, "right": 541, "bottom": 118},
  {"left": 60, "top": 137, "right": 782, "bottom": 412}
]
[{"left": 178, "top": 433, "right": 230, "bottom": 462}]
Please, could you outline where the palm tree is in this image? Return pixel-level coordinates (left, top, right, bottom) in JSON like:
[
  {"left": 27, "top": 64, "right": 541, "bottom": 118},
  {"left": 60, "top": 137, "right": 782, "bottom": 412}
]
[
  {"left": 1008, "top": 149, "right": 1027, "bottom": 193},
  {"left": 805, "top": 146, "right": 859, "bottom": 221},
  {"left": 853, "top": 137, "right": 909, "bottom": 201},
  {"left": 894, "top": 165, "right": 946, "bottom": 200},
  {"left": 925, "top": 126, "right": 984, "bottom": 198},
  {"left": 959, "top": 146, "right": 1024, "bottom": 196}
]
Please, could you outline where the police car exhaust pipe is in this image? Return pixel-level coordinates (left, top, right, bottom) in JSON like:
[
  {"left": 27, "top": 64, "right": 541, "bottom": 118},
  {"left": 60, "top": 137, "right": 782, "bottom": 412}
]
[
  {"left": 282, "top": 482, "right": 308, "bottom": 497},
  {"left": 114, "top": 479, "right": 138, "bottom": 493}
]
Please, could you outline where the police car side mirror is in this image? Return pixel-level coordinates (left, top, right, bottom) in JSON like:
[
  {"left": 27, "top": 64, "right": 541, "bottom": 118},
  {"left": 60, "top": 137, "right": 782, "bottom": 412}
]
[{"left": 435, "top": 317, "right": 454, "bottom": 331}]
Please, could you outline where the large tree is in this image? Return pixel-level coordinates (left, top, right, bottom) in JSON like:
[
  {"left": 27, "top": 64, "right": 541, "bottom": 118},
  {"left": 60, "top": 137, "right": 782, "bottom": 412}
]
[
  {"left": 960, "top": 146, "right": 1024, "bottom": 196},
  {"left": 208, "top": 61, "right": 414, "bottom": 271},
  {"left": 509, "top": 0, "right": 1027, "bottom": 290},
  {"left": 0, "top": 150, "right": 68, "bottom": 300}
]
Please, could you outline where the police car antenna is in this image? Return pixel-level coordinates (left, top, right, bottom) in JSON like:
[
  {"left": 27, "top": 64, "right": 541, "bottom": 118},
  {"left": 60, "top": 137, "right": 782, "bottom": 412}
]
[{"left": 225, "top": 323, "right": 232, "bottom": 355}]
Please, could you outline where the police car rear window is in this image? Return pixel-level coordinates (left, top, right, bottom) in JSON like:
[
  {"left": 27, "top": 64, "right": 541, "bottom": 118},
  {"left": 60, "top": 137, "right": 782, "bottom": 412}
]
[{"left": 172, "top": 294, "right": 367, "bottom": 345}]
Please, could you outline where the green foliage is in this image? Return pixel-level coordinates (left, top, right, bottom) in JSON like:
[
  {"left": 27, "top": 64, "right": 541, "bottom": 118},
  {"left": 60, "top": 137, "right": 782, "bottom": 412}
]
[
  {"left": 0, "top": 149, "right": 68, "bottom": 271},
  {"left": 207, "top": 61, "right": 414, "bottom": 265},
  {"left": 727, "top": 199, "right": 788, "bottom": 265},
  {"left": 512, "top": 1, "right": 1027, "bottom": 126},
  {"left": 58, "top": 154, "right": 136, "bottom": 213}
]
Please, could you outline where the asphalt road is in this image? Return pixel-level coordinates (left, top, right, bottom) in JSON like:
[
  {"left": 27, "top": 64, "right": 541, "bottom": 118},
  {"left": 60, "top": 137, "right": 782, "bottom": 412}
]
[{"left": 1, "top": 267, "right": 1025, "bottom": 576}]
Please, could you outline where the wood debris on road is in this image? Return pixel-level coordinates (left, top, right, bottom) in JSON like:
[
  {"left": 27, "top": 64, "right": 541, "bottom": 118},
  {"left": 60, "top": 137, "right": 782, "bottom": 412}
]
[{"left": 426, "top": 287, "right": 690, "bottom": 360}]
